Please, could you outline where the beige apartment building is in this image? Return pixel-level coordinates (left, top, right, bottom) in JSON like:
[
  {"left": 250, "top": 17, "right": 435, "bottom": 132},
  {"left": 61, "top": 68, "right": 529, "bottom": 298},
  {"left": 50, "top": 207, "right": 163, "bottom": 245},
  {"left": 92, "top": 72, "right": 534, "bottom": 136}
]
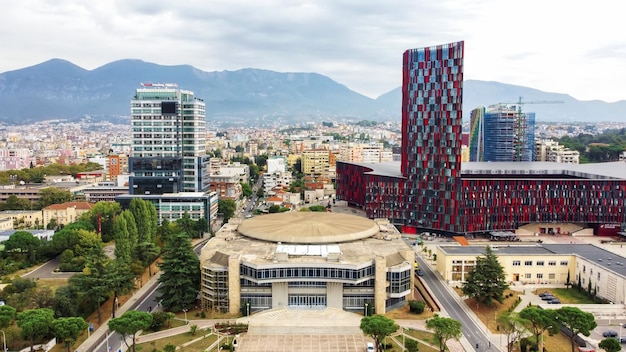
[
  {"left": 301, "top": 149, "right": 331, "bottom": 178},
  {"left": 0, "top": 210, "right": 44, "bottom": 229},
  {"left": 436, "top": 243, "right": 626, "bottom": 304},
  {"left": 42, "top": 201, "right": 93, "bottom": 228}
]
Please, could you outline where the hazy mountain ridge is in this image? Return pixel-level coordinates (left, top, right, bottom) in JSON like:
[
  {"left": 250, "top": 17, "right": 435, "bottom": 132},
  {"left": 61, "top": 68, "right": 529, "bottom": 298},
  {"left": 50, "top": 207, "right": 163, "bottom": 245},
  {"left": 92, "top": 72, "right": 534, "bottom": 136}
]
[{"left": 0, "top": 59, "right": 624, "bottom": 125}]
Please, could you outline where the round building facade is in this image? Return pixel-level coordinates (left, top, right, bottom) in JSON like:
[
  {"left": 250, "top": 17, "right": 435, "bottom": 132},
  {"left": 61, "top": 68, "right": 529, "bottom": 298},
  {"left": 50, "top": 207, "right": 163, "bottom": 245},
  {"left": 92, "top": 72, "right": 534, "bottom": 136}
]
[{"left": 199, "top": 212, "right": 414, "bottom": 315}]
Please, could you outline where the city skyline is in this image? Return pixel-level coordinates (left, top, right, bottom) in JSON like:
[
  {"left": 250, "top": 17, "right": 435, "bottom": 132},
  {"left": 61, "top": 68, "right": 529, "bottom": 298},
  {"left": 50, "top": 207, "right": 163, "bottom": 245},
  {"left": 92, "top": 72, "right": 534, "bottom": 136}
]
[{"left": 1, "top": 0, "right": 625, "bottom": 103}]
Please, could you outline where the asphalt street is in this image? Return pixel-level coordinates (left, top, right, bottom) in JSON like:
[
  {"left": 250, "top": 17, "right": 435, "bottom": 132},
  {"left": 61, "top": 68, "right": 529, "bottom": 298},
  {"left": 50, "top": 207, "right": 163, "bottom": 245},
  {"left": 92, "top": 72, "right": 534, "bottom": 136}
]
[{"left": 416, "top": 255, "right": 497, "bottom": 351}]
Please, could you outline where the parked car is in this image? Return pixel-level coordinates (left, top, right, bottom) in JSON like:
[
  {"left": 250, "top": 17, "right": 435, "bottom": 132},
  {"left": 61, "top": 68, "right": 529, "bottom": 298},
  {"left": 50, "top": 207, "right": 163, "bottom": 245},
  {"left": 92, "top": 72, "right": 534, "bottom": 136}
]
[
  {"left": 416, "top": 269, "right": 424, "bottom": 276},
  {"left": 538, "top": 292, "right": 551, "bottom": 297},
  {"left": 366, "top": 342, "right": 375, "bottom": 352},
  {"left": 541, "top": 295, "right": 555, "bottom": 301},
  {"left": 603, "top": 330, "right": 618, "bottom": 338},
  {"left": 548, "top": 299, "right": 561, "bottom": 304}
]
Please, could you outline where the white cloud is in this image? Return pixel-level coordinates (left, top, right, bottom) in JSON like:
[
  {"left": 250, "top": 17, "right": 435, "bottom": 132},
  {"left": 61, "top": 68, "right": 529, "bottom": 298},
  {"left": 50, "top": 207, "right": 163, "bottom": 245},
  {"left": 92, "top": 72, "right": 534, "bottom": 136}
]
[{"left": 1, "top": 0, "right": 624, "bottom": 102}]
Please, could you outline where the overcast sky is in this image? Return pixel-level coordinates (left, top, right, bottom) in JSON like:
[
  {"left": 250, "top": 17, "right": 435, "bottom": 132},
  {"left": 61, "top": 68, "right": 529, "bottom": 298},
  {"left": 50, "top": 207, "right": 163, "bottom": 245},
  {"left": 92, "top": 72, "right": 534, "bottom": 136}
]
[{"left": 2, "top": 0, "right": 624, "bottom": 102}]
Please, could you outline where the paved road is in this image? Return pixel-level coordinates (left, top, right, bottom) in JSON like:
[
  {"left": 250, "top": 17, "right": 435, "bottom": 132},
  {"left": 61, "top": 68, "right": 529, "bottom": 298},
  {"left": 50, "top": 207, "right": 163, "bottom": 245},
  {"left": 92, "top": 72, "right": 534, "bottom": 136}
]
[
  {"left": 22, "top": 256, "right": 76, "bottom": 279},
  {"left": 416, "top": 255, "right": 498, "bottom": 351}
]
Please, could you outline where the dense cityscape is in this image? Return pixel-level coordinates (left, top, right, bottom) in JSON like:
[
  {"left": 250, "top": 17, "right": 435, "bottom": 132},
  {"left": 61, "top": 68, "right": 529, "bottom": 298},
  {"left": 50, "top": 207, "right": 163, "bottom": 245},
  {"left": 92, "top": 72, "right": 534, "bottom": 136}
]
[{"left": 1, "top": 41, "right": 626, "bottom": 352}]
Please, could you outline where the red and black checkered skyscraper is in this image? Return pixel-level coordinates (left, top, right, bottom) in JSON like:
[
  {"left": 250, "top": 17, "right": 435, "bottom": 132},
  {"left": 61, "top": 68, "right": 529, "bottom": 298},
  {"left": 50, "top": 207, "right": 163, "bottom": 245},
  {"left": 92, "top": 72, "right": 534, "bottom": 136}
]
[
  {"left": 336, "top": 41, "right": 626, "bottom": 236},
  {"left": 401, "top": 41, "right": 464, "bottom": 232}
]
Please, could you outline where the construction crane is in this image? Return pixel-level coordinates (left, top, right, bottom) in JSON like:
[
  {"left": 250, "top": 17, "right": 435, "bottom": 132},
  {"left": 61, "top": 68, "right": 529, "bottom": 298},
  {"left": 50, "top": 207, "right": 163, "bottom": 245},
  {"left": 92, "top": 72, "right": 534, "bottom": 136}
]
[{"left": 498, "top": 97, "right": 564, "bottom": 161}]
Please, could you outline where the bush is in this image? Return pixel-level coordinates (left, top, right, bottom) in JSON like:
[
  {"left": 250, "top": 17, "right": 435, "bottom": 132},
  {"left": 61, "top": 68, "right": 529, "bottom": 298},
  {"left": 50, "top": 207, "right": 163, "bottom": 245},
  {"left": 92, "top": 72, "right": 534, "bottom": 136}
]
[
  {"left": 408, "top": 300, "right": 426, "bottom": 314},
  {"left": 405, "top": 338, "right": 419, "bottom": 352}
]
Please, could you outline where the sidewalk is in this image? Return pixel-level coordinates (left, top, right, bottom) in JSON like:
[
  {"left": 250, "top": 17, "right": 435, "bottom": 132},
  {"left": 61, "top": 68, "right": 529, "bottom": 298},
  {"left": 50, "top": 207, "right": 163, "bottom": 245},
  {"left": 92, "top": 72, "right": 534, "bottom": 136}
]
[{"left": 77, "top": 271, "right": 162, "bottom": 352}]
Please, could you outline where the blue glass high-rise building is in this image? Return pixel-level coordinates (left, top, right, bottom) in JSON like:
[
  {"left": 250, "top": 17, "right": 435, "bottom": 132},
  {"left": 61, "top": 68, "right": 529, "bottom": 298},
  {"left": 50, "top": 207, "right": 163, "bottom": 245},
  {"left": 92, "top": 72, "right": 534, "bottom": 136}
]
[{"left": 469, "top": 104, "right": 535, "bottom": 162}]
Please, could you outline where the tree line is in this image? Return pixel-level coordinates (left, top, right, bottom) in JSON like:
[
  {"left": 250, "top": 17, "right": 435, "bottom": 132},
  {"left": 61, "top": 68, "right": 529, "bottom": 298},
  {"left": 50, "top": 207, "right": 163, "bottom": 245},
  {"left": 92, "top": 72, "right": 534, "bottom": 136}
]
[
  {"left": 558, "top": 127, "right": 626, "bottom": 163},
  {"left": 0, "top": 198, "right": 203, "bottom": 351}
]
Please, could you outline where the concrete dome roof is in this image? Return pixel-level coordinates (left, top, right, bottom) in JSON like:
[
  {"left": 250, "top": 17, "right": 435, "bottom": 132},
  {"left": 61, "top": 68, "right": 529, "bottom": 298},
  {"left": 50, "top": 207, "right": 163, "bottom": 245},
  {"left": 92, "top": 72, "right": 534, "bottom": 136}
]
[{"left": 237, "top": 212, "right": 379, "bottom": 244}]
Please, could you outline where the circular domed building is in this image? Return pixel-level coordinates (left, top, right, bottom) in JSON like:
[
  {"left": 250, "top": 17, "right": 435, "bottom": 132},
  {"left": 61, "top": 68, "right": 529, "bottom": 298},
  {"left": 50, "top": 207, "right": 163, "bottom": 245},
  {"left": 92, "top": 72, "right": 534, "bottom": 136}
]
[{"left": 199, "top": 212, "right": 414, "bottom": 315}]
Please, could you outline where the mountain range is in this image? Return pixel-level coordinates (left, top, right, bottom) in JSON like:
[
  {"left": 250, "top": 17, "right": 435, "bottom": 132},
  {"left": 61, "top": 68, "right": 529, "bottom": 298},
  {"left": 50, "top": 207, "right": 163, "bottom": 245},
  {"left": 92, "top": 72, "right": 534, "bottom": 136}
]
[{"left": 0, "top": 58, "right": 624, "bottom": 126}]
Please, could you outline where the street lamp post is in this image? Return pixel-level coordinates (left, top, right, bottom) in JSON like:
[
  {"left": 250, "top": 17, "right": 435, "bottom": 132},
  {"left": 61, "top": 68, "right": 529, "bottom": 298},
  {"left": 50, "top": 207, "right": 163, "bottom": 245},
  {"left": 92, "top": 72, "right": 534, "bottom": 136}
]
[{"left": 183, "top": 309, "right": 188, "bottom": 323}]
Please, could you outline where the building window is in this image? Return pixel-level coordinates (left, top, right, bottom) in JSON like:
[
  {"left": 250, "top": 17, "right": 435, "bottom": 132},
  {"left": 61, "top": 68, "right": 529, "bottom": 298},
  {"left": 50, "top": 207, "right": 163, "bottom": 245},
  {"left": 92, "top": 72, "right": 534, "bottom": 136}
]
[
  {"left": 524, "top": 260, "right": 533, "bottom": 266},
  {"left": 597, "top": 272, "right": 601, "bottom": 280},
  {"left": 536, "top": 261, "right": 544, "bottom": 266},
  {"left": 548, "top": 261, "right": 556, "bottom": 266},
  {"left": 548, "top": 273, "right": 555, "bottom": 280},
  {"left": 524, "top": 273, "right": 531, "bottom": 279},
  {"left": 512, "top": 260, "right": 521, "bottom": 266},
  {"left": 537, "top": 273, "right": 543, "bottom": 279},
  {"left": 560, "top": 260, "right": 568, "bottom": 266}
]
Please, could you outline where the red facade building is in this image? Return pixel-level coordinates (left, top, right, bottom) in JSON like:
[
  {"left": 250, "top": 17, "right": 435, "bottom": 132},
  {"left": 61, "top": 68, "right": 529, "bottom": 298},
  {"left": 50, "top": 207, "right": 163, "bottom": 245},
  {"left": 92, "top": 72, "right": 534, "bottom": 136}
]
[{"left": 336, "top": 41, "right": 626, "bottom": 235}]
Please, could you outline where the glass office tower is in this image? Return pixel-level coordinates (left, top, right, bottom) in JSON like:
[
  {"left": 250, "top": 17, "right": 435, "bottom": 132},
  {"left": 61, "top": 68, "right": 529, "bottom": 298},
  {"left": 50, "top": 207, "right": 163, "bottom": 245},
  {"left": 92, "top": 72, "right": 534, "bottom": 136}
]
[{"left": 129, "top": 83, "right": 209, "bottom": 194}]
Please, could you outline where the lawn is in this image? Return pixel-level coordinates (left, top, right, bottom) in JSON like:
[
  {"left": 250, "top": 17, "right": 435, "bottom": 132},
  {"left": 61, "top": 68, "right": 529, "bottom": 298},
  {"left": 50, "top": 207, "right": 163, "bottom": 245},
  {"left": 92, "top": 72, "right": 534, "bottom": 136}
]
[
  {"left": 403, "top": 328, "right": 440, "bottom": 351},
  {"left": 137, "top": 332, "right": 219, "bottom": 352},
  {"left": 534, "top": 287, "right": 598, "bottom": 304},
  {"left": 454, "top": 288, "right": 522, "bottom": 332}
]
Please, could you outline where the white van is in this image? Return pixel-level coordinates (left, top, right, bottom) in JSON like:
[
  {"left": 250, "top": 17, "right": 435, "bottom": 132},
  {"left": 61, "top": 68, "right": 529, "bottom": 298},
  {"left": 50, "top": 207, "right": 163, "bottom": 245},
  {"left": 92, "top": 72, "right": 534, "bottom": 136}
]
[{"left": 366, "top": 342, "right": 375, "bottom": 352}]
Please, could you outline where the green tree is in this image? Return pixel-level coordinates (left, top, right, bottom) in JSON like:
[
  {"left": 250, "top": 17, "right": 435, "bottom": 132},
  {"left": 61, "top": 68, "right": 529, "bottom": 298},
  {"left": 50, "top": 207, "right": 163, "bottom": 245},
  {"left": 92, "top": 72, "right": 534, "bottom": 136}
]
[
  {"left": 108, "top": 310, "right": 153, "bottom": 352},
  {"left": 268, "top": 204, "right": 280, "bottom": 213},
  {"left": 599, "top": 338, "right": 622, "bottom": 352},
  {"left": 241, "top": 182, "right": 253, "bottom": 198},
  {"left": 1, "top": 194, "right": 31, "bottom": 210},
  {"left": 49, "top": 221, "right": 95, "bottom": 256},
  {"left": 52, "top": 285, "right": 80, "bottom": 318},
  {"left": 157, "top": 232, "right": 200, "bottom": 312},
  {"left": 113, "top": 210, "right": 138, "bottom": 263},
  {"left": 556, "top": 306, "right": 597, "bottom": 352},
  {"left": 136, "top": 241, "right": 160, "bottom": 277},
  {"left": 80, "top": 201, "right": 122, "bottom": 242},
  {"left": 519, "top": 306, "right": 559, "bottom": 352},
  {"left": 16, "top": 308, "right": 55, "bottom": 352},
  {"left": 129, "top": 198, "right": 158, "bottom": 244},
  {"left": 461, "top": 246, "right": 509, "bottom": 307},
  {"left": 425, "top": 314, "right": 462, "bottom": 352},
  {"left": 149, "top": 311, "right": 175, "bottom": 331},
  {"left": 360, "top": 315, "right": 398, "bottom": 352},
  {"left": 0, "top": 305, "right": 17, "bottom": 328},
  {"left": 68, "top": 244, "right": 111, "bottom": 323},
  {"left": 35, "top": 188, "right": 74, "bottom": 209},
  {"left": 218, "top": 199, "right": 237, "bottom": 223},
  {"left": 52, "top": 316, "right": 88, "bottom": 352},
  {"left": 175, "top": 212, "right": 196, "bottom": 237},
  {"left": 130, "top": 198, "right": 159, "bottom": 273},
  {"left": 497, "top": 311, "right": 529, "bottom": 352},
  {"left": 3, "top": 230, "right": 40, "bottom": 263},
  {"left": 105, "top": 260, "right": 136, "bottom": 318}
]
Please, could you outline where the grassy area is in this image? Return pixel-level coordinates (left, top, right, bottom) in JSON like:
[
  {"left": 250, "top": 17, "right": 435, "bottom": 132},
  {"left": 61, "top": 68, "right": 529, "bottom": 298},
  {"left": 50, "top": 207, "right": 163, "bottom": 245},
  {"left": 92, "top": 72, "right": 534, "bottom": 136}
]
[
  {"left": 386, "top": 335, "right": 439, "bottom": 352},
  {"left": 137, "top": 332, "right": 219, "bottom": 352},
  {"left": 534, "top": 287, "right": 597, "bottom": 304},
  {"left": 384, "top": 303, "right": 434, "bottom": 320},
  {"left": 453, "top": 288, "right": 522, "bottom": 333},
  {"left": 404, "top": 328, "right": 437, "bottom": 346}
]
